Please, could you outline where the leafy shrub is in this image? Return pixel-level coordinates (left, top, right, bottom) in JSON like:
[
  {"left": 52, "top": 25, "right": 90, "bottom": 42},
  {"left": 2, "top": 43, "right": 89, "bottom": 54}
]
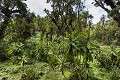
[
  {"left": 96, "top": 45, "right": 120, "bottom": 70},
  {"left": 92, "top": 21, "right": 120, "bottom": 45},
  {"left": 20, "top": 68, "right": 38, "bottom": 80}
]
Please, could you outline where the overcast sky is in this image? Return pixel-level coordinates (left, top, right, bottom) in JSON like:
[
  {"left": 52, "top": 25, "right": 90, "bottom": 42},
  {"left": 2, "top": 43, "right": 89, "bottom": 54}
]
[{"left": 25, "top": 0, "right": 107, "bottom": 24}]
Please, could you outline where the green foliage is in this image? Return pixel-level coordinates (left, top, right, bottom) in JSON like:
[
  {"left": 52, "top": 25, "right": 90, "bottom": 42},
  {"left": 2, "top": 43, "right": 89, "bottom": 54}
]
[
  {"left": 96, "top": 45, "right": 120, "bottom": 75},
  {"left": 65, "top": 29, "right": 93, "bottom": 64},
  {"left": 20, "top": 68, "right": 37, "bottom": 80},
  {"left": 110, "top": 66, "right": 120, "bottom": 80},
  {"left": 7, "top": 42, "right": 24, "bottom": 55},
  {"left": 0, "top": 0, "right": 27, "bottom": 40},
  {"left": 0, "top": 1, "right": 120, "bottom": 80},
  {"left": 92, "top": 20, "right": 120, "bottom": 45},
  {"left": 40, "top": 71, "right": 64, "bottom": 80},
  {"left": 45, "top": 0, "right": 93, "bottom": 36}
]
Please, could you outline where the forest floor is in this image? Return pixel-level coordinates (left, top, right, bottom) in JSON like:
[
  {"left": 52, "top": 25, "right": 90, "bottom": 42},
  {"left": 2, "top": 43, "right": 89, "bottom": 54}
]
[
  {"left": 0, "top": 60, "right": 111, "bottom": 80},
  {"left": 0, "top": 61, "right": 65, "bottom": 80},
  {"left": 0, "top": 46, "right": 119, "bottom": 80}
]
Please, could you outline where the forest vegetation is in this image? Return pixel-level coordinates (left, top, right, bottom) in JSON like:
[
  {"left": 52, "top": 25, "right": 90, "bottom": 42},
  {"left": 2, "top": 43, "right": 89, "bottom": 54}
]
[{"left": 0, "top": 0, "right": 120, "bottom": 80}]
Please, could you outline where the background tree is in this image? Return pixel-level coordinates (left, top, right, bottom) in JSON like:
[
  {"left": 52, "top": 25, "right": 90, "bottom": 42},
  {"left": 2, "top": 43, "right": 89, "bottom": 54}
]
[
  {"left": 0, "top": 0, "right": 27, "bottom": 40},
  {"left": 93, "top": 0, "right": 120, "bottom": 27},
  {"left": 6, "top": 12, "right": 36, "bottom": 42},
  {"left": 45, "top": 0, "right": 87, "bottom": 36}
]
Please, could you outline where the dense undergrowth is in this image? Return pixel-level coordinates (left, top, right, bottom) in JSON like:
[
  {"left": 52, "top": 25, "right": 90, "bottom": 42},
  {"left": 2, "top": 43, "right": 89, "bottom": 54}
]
[
  {"left": 0, "top": 45, "right": 120, "bottom": 80},
  {"left": 0, "top": 30, "right": 120, "bottom": 80}
]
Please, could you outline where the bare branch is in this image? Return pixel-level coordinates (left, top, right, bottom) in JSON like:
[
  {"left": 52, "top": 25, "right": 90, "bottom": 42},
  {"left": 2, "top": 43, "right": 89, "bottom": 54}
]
[{"left": 94, "top": 0, "right": 110, "bottom": 13}]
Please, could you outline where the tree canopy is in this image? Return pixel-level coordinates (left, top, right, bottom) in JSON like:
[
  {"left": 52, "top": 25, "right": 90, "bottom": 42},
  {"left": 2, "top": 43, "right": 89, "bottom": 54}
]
[
  {"left": 0, "top": 0, "right": 27, "bottom": 40},
  {"left": 93, "top": 0, "right": 120, "bottom": 27}
]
